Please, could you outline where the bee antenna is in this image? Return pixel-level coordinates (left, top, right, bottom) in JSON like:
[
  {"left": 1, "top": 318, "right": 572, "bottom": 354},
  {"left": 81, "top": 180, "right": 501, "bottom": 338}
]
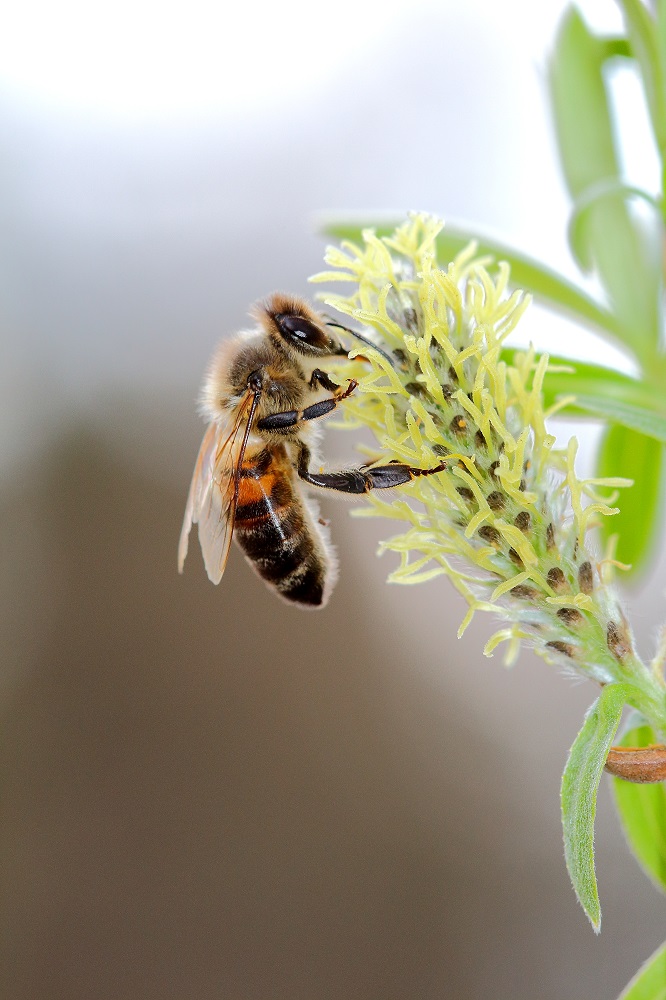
[{"left": 324, "top": 320, "right": 395, "bottom": 367}]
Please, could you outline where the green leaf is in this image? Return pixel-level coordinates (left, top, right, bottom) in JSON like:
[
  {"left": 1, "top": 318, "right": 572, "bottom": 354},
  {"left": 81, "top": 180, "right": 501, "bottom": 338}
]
[
  {"left": 653, "top": 0, "right": 666, "bottom": 216},
  {"left": 612, "top": 723, "right": 666, "bottom": 894},
  {"left": 618, "top": 940, "right": 666, "bottom": 1000},
  {"left": 322, "top": 220, "right": 626, "bottom": 348},
  {"left": 597, "top": 425, "right": 664, "bottom": 574},
  {"left": 658, "top": 1, "right": 666, "bottom": 100},
  {"left": 550, "top": 9, "right": 619, "bottom": 196},
  {"left": 576, "top": 396, "right": 666, "bottom": 443},
  {"left": 549, "top": 8, "right": 662, "bottom": 365},
  {"left": 567, "top": 181, "right": 661, "bottom": 272},
  {"left": 617, "top": 0, "right": 666, "bottom": 156},
  {"left": 499, "top": 350, "right": 661, "bottom": 417},
  {"left": 561, "top": 684, "right": 633, "bottom": 931}
]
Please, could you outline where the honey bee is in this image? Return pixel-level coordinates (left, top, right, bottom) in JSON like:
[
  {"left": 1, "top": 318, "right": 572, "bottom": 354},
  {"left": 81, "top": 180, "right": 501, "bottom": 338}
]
[{"left": 178, "top": 293, "right": 445, "bottom": 607}]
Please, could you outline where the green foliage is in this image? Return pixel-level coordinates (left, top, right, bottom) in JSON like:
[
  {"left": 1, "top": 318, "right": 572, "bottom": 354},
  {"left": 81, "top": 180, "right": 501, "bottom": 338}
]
[
  {"left": 617, "top": 0, "right": 666, "bottom": 157},
  {"left": 618, "top": 940, "right": 666, "bottom": 999},
  {"left": 550, "top": 8, "right": 662, "bottom": 364},
  {"left": 612, "top": 723, "right": 666, "bottom": 894},
  {"left": 598, "top": 426, "right": 664, "bottom": 571},
  {"left": 561, "top": 684, "right": 635, "bottom": 930},
  {"left": 580, "top": 399, "right": 666, "bottom": 443}
]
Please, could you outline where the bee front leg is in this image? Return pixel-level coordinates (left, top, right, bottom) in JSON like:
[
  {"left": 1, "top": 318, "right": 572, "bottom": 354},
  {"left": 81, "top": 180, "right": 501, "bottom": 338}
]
[
  {"left": 309, "top": 368, "right": 341, "bottom": 392},
  {"left": 256, "top": 380, "right": 357, "bottom": 432},
  {"left": 296, "top": 444, "right": 447, "bottom": 494}
]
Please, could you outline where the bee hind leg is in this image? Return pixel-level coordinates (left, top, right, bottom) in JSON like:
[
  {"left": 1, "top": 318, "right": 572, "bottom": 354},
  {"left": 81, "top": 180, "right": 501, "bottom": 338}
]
[{"left": 296, "top": 444, "right": 446, "bottom": 494}]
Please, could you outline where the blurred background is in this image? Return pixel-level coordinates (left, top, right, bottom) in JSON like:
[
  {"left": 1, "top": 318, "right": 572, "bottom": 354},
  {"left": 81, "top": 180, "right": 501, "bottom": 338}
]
[{"left": 2, "top": 0, "right": 665, "bottom": 997}]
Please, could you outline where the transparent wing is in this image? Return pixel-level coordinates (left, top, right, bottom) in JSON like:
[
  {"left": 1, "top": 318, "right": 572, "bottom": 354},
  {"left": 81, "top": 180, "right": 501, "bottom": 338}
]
[
  {"left": 178, "top": 420, "right": 219, "bottom": 574},
  {"left": 178, "top": 392, "right": 255, "bottom": 584}
]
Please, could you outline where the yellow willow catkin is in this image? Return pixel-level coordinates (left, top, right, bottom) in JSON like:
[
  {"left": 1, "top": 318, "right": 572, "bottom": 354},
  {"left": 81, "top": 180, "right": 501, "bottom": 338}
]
[{"left": 311, "top": 213, "right": 635, "bottom": 679}]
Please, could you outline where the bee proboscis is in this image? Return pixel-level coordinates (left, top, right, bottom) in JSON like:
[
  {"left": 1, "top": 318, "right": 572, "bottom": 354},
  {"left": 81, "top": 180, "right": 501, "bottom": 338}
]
[{"left": 178, "top": 293, "right": 445, "bottom": 607}]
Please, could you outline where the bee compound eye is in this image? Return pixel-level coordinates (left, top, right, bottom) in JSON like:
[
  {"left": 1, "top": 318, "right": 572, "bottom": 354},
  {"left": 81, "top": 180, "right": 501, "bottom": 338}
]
[{"left": 276, "top": 313, "right": 327, "bottom": 350}]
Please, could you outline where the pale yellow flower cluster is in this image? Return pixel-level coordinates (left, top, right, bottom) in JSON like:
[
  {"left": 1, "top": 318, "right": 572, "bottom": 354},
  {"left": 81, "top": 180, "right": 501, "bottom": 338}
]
[{"left": 312, "top": 214, "right": 636, "bottom": 682}]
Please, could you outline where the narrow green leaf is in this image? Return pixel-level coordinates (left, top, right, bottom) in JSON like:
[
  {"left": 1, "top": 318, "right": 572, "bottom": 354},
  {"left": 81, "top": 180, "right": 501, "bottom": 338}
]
[
  {"left": 568, "top": 181, "right": 661, "bottom": 272},
  {"left": 579, "top": 396, "right": 666, "bottom": 443},
  {"left": 654, "top": 0, "right": 666, "bottom": 218},
  {"left": 561, "top": 684, "right": 634, "bottom": 931},
  {"left": 322, "top": 220, "right": 625, "bottom": 348},
  {"left": 618, "top": 940, "right": 666, "bottom": 1000},
  {"left": 550, "top": 9, "right": 619, "bottom": 196},
  {"left": 612, "top": 723, "right": 666, "bottom": 894},
  {"left": 499, "top": 350, "right": 661, "bottom": 417},
  {"left": 597, "top": 425, "right": 664, "bottom": 573},
  {"left": 617, "top": 0, "right": 666, "bottom": 155},
  {"left": 549, "top": 8, "right": 662, "bottom": 364},
  {"left": 658, "top": 0, "right": 666, "bottom": 99}
]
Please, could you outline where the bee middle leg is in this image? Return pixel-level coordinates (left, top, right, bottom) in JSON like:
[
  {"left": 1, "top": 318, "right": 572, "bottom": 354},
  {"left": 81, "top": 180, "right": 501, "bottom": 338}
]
[
  {"left": 296, "top": 444, "right": 447, "bottom": 494},
  {"left": 256, "top": 379, "right": 357, "bottom": 432}
]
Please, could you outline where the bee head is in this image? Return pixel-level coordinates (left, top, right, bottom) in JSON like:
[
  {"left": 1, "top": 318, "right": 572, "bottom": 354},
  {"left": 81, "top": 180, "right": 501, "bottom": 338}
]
[{"left": 257, "top": 293, "right": 347, "bottom": 358}]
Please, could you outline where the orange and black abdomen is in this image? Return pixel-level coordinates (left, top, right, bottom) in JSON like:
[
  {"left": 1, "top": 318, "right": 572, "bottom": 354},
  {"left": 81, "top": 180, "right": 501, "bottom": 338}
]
[{"left": 234, "top": 445, "right": 329, "bottom": 606}]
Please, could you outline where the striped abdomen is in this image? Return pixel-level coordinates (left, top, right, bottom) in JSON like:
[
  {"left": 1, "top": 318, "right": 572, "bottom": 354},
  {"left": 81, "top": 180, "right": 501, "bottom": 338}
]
[{"left": 234, "top": 445, "right": 333, "bottom": 607}]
